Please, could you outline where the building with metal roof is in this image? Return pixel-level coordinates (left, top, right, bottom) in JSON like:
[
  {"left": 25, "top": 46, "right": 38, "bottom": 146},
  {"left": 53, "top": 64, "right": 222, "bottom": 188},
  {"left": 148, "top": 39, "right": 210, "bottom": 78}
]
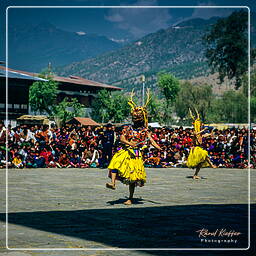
[
  {"left": 0, "top": 68, "right": 47, "bottom": 81},
  {"left": 66, "top": 117, "right": 100, "bottom": 126},
  {"left": 0, "top": 66, "right": 122, "bottom": 124}
]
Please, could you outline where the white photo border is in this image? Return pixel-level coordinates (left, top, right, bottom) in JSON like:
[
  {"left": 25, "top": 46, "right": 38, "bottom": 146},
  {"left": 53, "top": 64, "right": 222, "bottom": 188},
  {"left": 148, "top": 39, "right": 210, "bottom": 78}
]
[{"left": 5, "top": 5, "right": 251, "bottom": 251}]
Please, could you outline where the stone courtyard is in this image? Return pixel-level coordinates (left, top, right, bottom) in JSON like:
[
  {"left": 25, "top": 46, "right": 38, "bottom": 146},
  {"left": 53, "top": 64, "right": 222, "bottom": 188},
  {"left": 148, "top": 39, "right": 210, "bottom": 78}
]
[{"left": 0, "top": 167, "right": 255, "bottom": 256}]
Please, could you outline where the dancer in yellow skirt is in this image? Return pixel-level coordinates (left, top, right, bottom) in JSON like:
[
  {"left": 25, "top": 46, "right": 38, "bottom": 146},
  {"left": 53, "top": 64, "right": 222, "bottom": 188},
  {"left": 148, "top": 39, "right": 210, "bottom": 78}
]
[
  {"left": 106, "top": 90, "right": 161, "bottom": 205},
  {"left": 187, "top": 108, "right": 216, "bottom": 179}
]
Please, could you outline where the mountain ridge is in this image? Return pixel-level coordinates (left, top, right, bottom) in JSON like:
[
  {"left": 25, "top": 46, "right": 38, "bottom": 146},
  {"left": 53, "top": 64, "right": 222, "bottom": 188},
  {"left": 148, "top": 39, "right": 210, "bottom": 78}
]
[
  {"left": 55, "top": 15, "right": 255, "bottom": 93},
  {"left": 8, "top": 22, "right": 122, "bottom": 72},
  {"left": 55, "top": 17, "right": 216, "bottom": 86}
]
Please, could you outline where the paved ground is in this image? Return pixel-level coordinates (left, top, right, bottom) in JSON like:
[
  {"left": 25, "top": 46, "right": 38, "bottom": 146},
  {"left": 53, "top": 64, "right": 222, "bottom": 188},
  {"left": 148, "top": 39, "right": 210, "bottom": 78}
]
[{"left": 0, "top": 167, "right": 255, "bottom": 256}]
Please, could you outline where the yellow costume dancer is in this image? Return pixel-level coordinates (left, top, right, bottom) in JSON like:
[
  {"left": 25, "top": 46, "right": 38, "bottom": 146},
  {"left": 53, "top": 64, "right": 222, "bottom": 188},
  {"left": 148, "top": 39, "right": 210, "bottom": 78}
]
[
  {"left": 186, "top": 108, "right": 215, "bottom": 179},
  {"left": 106, "top": 90, "right": 161, "bottom": 205},
  {"left": 186, "top": 147, "right": 210, "bottom": 169},
  {"left": 107, "top": 129, "right": 147, "bottom": 186}
]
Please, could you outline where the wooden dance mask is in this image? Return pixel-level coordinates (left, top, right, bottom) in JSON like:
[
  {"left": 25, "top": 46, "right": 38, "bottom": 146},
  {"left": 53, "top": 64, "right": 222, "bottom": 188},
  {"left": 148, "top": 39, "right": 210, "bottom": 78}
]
[
  {"left": 189, "top": 107, "right": 202, "bottom": 133},
  {"left": 128, "top": 89, "right": 150, "bottom": 128}
]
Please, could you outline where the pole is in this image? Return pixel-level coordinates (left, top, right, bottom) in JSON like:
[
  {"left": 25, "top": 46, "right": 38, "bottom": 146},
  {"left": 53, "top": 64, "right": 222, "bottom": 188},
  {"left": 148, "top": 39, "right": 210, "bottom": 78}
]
[
  {"left": 142, "top": 81, "right": 145, "bottom": 105},
  {"left": 141, "top": 75, "right": 145, "bottom": 105}
]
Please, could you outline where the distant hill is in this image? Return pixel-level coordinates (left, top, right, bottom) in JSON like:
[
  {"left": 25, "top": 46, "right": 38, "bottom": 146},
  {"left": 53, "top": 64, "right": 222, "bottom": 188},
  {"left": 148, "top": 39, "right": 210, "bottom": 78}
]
[
  {"left": 55, "top": 15, "right": 255, "bottom": 93},
  {"left": 175, "top": 16, "right": 220, "bottom": 27},
  {"left": 186, "top": 73, "right": 236, "bottom": 96},
  {"left": 8, "top": 22, "right": 121, "bottom": 72},
  {"left": 55, "top": 17, "right": 223, "bottom": 87}
]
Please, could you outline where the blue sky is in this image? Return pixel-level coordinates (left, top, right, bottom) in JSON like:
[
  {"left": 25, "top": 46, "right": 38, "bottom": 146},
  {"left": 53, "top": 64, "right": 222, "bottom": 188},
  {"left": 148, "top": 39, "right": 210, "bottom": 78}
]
[{"left": 0, "top": 0, "right": 255, "bottom": 60}]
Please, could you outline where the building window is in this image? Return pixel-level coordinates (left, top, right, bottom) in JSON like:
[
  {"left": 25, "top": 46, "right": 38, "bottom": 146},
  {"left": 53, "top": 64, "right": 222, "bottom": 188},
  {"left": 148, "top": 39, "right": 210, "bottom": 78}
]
[
  {"left": 0, "top": 103, "right": 4, "bottom": 109},
  {"left": 21, "top": 104, "right": 28, "bottom": 109},
  {"left": 14, "top": 104, "right": 20, "bottom": 109},
  {"left": 8, "top": 104, "right": 12, "bottom": 109}
]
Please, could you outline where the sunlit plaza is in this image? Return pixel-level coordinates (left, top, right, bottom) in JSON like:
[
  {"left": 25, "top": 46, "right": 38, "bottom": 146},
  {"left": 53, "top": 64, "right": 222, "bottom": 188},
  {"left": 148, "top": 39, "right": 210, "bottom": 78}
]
[{"left": 0, "top": 167, "right": 255, "bottom": 256}]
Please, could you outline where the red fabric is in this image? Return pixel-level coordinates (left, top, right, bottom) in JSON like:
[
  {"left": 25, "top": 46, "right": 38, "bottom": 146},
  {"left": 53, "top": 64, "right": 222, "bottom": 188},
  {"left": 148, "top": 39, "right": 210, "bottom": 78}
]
[{"left": 40, "top": 151, "right": 52, "bottom": 164}]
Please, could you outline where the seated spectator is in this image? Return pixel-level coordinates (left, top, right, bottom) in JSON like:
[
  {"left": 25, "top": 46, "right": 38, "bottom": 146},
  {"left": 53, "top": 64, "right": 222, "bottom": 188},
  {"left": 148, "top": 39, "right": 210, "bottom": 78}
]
[
  {"left": 0, "top": 146, "right": 11, "bottom": 168},
  {"left": 89, "top": 146, "right": 100, "bottom": 167},
  {"left": 19, "top": 145, "right": 28, "bottom": 161},
  {"left": 40, "top": 147, "right": 55, "bottom": 168},
  {"left": 25, "top": 148, "right": 37, "bottom": 168},
  {"left": 81, "top": 149, "right": 93, "bottom": 167},
  {"left": 161, "top": 151, "right": 175, "bottom": 167},
  {"left": 12, "top": 154, "right": 23, "bottom": 168},
  {"left": 146, "top": 151, "right": 161, "bottom": 168},
  {"left": 56, "top": 153, "right": 70, "bottom": 168},
  {"left": 33, "top": 151, "right": 46, "bottom": 168},
  {"left": 69, "top": 152, "right": 81, "bottom": 168},
  {"left": 2, "top": 123, "right": 253, "bottom": 169}
]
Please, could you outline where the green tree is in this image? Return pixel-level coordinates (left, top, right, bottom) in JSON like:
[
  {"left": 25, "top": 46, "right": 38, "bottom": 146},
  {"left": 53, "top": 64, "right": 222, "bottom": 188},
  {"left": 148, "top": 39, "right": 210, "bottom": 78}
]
[
  {"left": 213, "top": 91, "right": 248, "bottom": 123},
  {"left": 241, "top": 67, "right": 256, "bottom": 97},
  {"left": 203, "top": 10, "right": 248, "bottom": 89},
  {"left": 54, "top": 97, "right": 84, "bottom": 125},
  {"left": 174, "top": 81, "right": 213, "bottom": 122},
  {"left": 109, "top": 92, "right": 131, "bottom": 123},
  {"left": 241, "top": 68, "right": 256, "bottom": 122},
  {"left": 147, "top": 95, "right": 165, "bottom": 123},
  {"left": 175, "top": 82, "right": 191, "bottom": 122},
  {"left": 251, "top": 97, "right": 256, "bottom": 123},
  {"left": 29, "top": 76, "right": 58, "bottom": 115},
  {"left": 91, "top": 90, "right": 111, "bottom": 123},
  {"left": 91, "top": 90, "right": 130, "bottom": 123},
  {"left": 157, "top": 72, "right": 180, "bottom": 106},
  {"left": 206, "top": 98, "right": 222, "bottom": 123},
  {"left": 157, "top": 72, "right": 180, "bottom": 124}
]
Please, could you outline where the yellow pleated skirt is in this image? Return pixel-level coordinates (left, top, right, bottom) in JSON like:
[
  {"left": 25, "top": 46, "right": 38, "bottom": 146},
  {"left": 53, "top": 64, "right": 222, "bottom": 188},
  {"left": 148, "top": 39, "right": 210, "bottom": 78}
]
[
  {"left": 108, "top": 148, "right": 146, "bottom": 186},
  {"left": 186, "top": 146, "right": 210, "bottom": 169}
]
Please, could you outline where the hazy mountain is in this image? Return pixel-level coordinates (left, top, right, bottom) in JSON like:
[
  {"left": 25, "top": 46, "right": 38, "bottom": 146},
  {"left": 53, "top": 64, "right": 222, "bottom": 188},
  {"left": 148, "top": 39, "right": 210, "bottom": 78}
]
[
  {"left": 54, "top": 17, "right": 219, "bottom": 89},
  {"left": 8, "top": 22, "right": 121, "bottom": 72},
  {"left": 175, "top": 17, "right": 220, "bottom": 27},
  {"left": 55, "top": 15, "right": 255, "bottom": 92}
]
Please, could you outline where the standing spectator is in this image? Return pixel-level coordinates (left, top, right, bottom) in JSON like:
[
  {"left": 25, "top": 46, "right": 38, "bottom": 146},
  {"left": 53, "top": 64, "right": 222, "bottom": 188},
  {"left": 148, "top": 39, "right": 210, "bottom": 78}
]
[
  {"left": 89, "top": 146, "right": 100, "bottom": 167},
  {"left": 100, "top": 123, "right": 115, "bottom": 168},
  {"left": 0, "top": 121, "right": 6, "bottom": 146}
]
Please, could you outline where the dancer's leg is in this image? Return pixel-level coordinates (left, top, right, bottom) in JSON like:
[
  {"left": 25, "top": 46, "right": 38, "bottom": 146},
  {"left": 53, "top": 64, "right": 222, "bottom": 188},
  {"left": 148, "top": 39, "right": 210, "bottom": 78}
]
[
  {"left": 106, "top": 170, "right": 117, "bottom": 189},
  {"left": 193, "top": 163, "right": 202, "bottom": 179},
  {"left": 124, "top": 183, "right": 135, "bottom": 205},
  {"left": 206, "top": 156, "right": 217, "bottom": 168},
  {"left": 111, "top": 171, "right": 117, "bottom": 184}
]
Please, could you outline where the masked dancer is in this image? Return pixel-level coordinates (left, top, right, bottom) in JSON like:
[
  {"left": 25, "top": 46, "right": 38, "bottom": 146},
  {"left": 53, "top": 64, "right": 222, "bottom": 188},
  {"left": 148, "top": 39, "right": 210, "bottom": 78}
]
[
  {"left": 187, "top": 108, "right": 216, "bottom": 179},
  {"left": 106, "top": 90, "right": 161, "bottom": 205}
]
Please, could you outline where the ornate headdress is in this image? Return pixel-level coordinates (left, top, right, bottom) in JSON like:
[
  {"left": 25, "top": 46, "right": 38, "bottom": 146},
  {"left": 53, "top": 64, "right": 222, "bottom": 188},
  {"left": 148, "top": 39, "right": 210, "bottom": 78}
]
[
  {"left": 128, "top": 89, "right": 151, "bottom": 128},
  {"left": 189, "top": 107, "right": 201, "bottom": 133}
]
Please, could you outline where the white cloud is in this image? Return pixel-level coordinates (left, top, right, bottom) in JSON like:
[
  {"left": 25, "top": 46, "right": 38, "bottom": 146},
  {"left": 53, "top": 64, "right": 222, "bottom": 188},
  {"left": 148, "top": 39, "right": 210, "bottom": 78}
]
[
  {"left": 107, "top": 13, "right": 124, "bottom": 22},
  {"left": 105, "top": 0, "right": 172, "bottom": 38},
  {"left": 171, "top": 1, "right": 238, "bottom": 26},
  {"left": 109, "top": 38, "right": 129, "bottom": 43},
  {"left": 76, "top": 31, "right": 86, "bottom": 35}
]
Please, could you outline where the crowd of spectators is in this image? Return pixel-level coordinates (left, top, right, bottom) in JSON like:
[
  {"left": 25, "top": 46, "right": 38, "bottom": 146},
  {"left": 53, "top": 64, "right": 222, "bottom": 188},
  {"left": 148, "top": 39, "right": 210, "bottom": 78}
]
[{"left": 0, "top": 120, "right": 255, "bottom": 169}]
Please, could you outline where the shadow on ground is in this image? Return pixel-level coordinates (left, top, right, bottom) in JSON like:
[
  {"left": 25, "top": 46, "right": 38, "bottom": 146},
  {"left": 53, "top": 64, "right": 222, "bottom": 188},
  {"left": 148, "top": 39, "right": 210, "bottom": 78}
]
[
  {"left": 0, "top": 203, "right": 254, "bottom": 253},
  {"left": 106, "top": 197, "right": 161, "bottom": 205},
  {"left": 186, "top": 176, "right": 207, "bottom": 179}
]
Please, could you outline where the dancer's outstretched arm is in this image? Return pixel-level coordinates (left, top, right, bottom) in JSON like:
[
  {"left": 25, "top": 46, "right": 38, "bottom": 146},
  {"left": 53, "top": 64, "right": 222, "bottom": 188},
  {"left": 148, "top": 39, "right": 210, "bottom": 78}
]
[
  {"left": 195, "top": 128, "right": 207, "bottom": 135},
  {"left": 202, "top": 133, "right": 212, "bottom": 138},
  {"left": 147, "top": 132, "right": 161, "bottom": 150},
  {"left": 120, "top": 135, "right": 136, "bottom": 148}
]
